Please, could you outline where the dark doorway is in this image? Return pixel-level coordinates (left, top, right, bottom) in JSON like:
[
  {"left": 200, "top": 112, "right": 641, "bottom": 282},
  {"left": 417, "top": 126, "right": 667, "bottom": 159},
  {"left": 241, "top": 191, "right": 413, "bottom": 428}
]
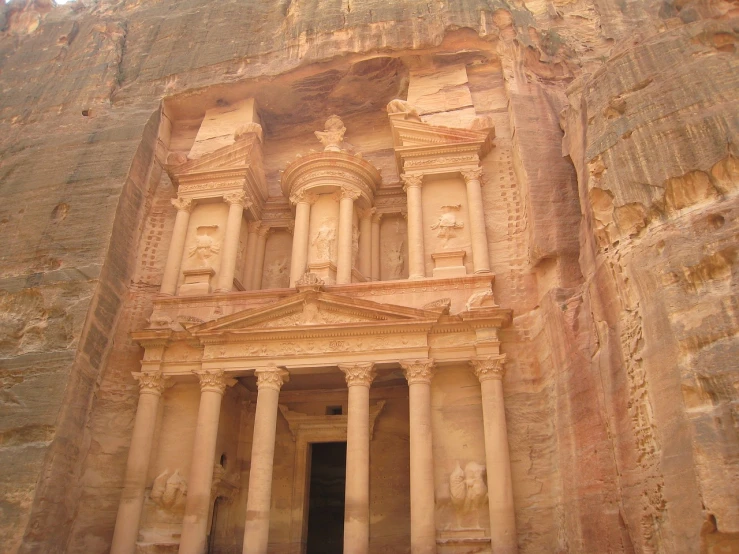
[{"left": 306, "top": 441, "right": 347, "bottom": 554}]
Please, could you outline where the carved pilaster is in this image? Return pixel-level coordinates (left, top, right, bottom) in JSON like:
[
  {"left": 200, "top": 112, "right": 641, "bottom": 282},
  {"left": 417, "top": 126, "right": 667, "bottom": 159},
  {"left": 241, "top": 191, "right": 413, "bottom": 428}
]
[
  {"left": 339, "top": 363, "right": 376, "bottom": 387},
  {"left": 132, "top": 371, "right": 170, "bottom": 396},
  {"left": 400, "top": 359, "right": 435, "bottom": 385},
  {"left": 194, "top": 369, "right": 228, "bottom": 394},
  {"left": 255, "top": 364, "right": 289, "bottom": 391},
  {"left": 470, "top": 355, "right": 506, "bottom": 382},
  {"left": 171, "top": 197, "right": 194, "bottom": 212},
  {"left": 223, "top": 191, "right": 251, "bottom": 208},
  {"left": 400, "top": 173, "right": 423, "bottom": 192}
]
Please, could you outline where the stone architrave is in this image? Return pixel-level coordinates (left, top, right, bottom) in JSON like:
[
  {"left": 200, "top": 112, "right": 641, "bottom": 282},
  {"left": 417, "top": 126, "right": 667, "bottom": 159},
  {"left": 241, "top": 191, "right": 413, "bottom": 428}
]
[
  {"left": 161, "top": 197, "right": 194, "bottom": 295},
  {"left": 470, "top": 356, "right": 517, "bottom": 553},
  {"left": 401, "top": 174, "right": 426, "bottom": 279},
  {"left": 339, "top": 363, "right": 377, "bottom": 554},
  {"left": 400, "top": 359, "right": 437, "bottom": 553},
  {"left": 110, "top": 371, "right": 170, "bottom": 554},
  {"left": 243, "top": 365, "right": 290, "bottom": 554},
  {"left": 179, "top": 370, "right": 229, "bottom": 554}
]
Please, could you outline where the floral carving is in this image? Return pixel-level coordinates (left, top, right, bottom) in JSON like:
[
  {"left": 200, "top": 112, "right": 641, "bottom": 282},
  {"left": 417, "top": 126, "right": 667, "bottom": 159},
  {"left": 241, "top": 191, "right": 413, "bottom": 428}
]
[
  {"left": 400, "top": 173, "right": 423, "bottom": 191},
  {"left": 255, "top": 364, "right": 289, "bottom": 391},
  {"left": 470, "top": 355, "right": 506, "bottom": 381},
  {"left": 223, "top": 191, "right": 250, "bottom": 208},
  {"left": 400, "top": 359, "right": 435, "bottom": 384},
  {"left": 133, "top": 371, "right": 170, "bottom": 396},
  {"left": 171, "top": 197, "right": 193, "bottom": 212},
  {"left": 460, "top": 168, "right": 484, "bottom": 183},
  {"left": 339, "top": 363, "right": 376, "bottom": 387},
  {"left": 341, "top": 186, "right": 361, "bottom": 201},
  {"left": 194, "top": 369, "right": 228, "bottom": 394},
  {"left": 289, "top": 189, "right": 319, "bottom": 206},
  {"left": 295, "top": 272, "right": 325, "bottom": 289}
]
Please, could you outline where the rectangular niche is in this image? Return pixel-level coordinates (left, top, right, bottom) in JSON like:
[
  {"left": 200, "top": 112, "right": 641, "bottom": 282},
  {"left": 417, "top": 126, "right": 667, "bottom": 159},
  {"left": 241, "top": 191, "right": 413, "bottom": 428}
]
[
  {"left": 380, "top": 215, "right": 409, "bottom": 281},
  {"left": 260, "top": 229, "right": 293, "bottom": 289}
]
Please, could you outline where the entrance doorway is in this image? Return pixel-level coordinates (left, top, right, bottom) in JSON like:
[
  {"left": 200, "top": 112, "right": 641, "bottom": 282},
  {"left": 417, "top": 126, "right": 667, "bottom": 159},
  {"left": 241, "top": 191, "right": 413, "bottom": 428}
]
[{"left": 306, "top": 442, "right": 347, "bottom": 554}]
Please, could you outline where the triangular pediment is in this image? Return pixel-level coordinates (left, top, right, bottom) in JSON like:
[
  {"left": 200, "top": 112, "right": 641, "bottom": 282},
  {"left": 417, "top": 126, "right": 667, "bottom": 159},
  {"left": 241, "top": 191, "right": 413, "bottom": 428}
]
[
  {"left": 389, "top": 118, "right": 493, "bottom": 150},
  {"left": 190, "top": 291, "right": 440, "bottom": 336}
]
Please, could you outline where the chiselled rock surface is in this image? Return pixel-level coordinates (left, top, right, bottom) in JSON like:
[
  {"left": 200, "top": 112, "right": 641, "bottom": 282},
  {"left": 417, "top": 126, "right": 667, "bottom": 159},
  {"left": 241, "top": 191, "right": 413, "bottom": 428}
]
[{"left": 0, "top": 0, "right": 736, "bottom": 553}]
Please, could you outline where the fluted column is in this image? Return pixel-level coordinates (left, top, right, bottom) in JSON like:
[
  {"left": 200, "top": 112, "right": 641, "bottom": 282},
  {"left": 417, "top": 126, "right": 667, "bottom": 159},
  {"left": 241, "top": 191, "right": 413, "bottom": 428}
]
[
  {"left": 400, "top": 359, "right": 436, "bottom": 554},
  {"left": 242, "top": 221, "right": 261, "bottom": 290},
  {"left": 371, "top": 211, "right": 382, "bottom": 281},
  {"left": 289, "top": 190, "right": 317, "bottom": 287},
  {"left": 470, "top": 356, "right": 517, "bottom": 553},
  {"left": 161, "top": 197, "right": 193, "bottom": 295},
  {"left": 401, "top": 174, "right": 426, "bottom": 279},
  {"left": 337, "top": 187, "right": 360, "bottom": 284},
  {"left": 111, "top": 372, "right": 170, "bottom": 554},
  {"left": 243, "top": 365, "right": 289, "bottom": 554},
  {"left": 179, "top": 370, "right": 228, "bottom": 554},
  {"left": 339, "top": 363, "right": 376, "bottom": 554},
  {"left": 216, "top": 192, "right": 251, "bottom": 292},
  {"left": 251, "top": 225, "right": 271, "bottom": 290},
  {"left": 358, "top": 209, "right": 373, "bottom": 279},
  {"left": 461, "top": 168, "right": 491, "bottom": 274}
]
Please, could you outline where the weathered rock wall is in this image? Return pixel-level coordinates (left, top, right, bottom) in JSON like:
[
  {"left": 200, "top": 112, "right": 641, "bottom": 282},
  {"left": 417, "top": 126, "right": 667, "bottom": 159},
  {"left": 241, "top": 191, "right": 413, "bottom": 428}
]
[{"left": 0, "top": 0, "right": 736, "bottom": 552}]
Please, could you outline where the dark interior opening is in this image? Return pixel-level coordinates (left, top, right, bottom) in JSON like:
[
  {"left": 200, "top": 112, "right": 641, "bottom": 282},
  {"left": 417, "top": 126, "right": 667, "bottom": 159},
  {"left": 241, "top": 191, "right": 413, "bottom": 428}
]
[
  {"left": 306, "top": 441, "right": 347, "bottom": 554},
  {"left": 326, "top": 405, "right": 343, "bottom": 415}
]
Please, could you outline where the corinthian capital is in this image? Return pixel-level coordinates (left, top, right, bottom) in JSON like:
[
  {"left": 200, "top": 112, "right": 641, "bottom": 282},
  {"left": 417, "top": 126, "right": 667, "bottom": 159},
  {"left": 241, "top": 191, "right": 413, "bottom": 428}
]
[
  {"left": 223, "top": 191, "right": 251, "bottom": 208},
  {"left": 340, "top": 186, "right": 361, "bottom": 201},
  {"left": 400, "top": 359, "right": 435, "bottom": 385},
  {"left": 255, "top": 364, "right": 289, "bottom": 391},
  {"left": 194, "top": 369, "right": 228, "bottom": 394},
  {"left": 171, "top": 197, "right": 193, "bottom": 212},
  {"left": 400, "top": 173, "right": 423, "bottom": 191},
  {"left": 339, "top": 363, "right": 376, "bottom": 387},
  {"left": 470, "top": 355, "right": 506, "bottom": 382},
  {"left": 247, "top": 221, "right": 262, "bottom": 234},
  {"left": 460, "top": 168, "right": 483, "bottom": 183},
  {"left": 133, "top": 371, "right": 170, "bottom": 396},
  {"left": 289, "top": 189, "right": 319, "bottom": 206}
]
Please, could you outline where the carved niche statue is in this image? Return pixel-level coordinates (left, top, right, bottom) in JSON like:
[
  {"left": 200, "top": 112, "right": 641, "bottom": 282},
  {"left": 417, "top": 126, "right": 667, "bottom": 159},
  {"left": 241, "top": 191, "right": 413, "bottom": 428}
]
[
  {"left": 188, "top": 225, "right": 220, "bottom": 267},
  {"left": 431, "top": 205, "right": 464, "bottom": 245},
  {"left": 151, "top": 469, "right": 188, "bottom": 510},
  {"left": 385, "top": 240, "right": 405, "bottom": 280},
  {"left": 264, "top": 258, "right": 288, "bottom": 289},
  {"left": 312, "top": 217, "right": 337, "bottom": 262},
  {"left": 449, "top": 461, "right": 488, "bottom": 529},
  {"left": 314, "top": 115, "right": 347, "bottom": 152}
]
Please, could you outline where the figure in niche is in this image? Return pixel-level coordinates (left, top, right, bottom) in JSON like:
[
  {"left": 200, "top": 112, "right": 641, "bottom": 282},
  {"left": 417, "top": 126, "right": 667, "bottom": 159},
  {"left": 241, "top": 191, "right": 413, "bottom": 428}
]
[
  {"left": 312, "top": 218, "right": 337, "bottom": 262},
  {"left": 449, "top": 461, "right": 488, "bottom": 529},
  {"left": 264, "top": 258, "right": 288, "bottom": 289},
  {"left": 151, "top": 469, "right": 188, "bottom": 511},
  {"left": 314, "top": 115, "right": 347, "bottom": 152},
  {"left": 188, "top": 225, "right": 220, "bottom": 267},
  {"left": 431, "top": 204, "right": 464, "bottom": 245},
  {"left": 385, "top": 240, "right": 405, "bottom": 280}
]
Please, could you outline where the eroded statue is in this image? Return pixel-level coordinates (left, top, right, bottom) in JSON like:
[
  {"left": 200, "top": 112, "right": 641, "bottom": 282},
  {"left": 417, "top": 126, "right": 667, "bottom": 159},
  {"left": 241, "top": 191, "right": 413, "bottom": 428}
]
[
  {"left": 431, "top": 204, "right": 464, "bottom": 244},
  {"left": 151, "top": 469, "right": 188, "bottom": 510},
  {"left": 188, "top": 225, "right": 220, "bottom": 266},
  {"left": 312, "top": 218, "right": 337, "bottom": 262},
  {"left": 449, "top": 461, "right": 488, "bottom": 529},
  {"left": 314, "top": 114, "right": 346, "bottom": 152},
  {"left": 385, "top": 241, "right": 405, "bottom": 279},
  {"left": 264, "top": 258, "right": 288, "bottom": 289}
]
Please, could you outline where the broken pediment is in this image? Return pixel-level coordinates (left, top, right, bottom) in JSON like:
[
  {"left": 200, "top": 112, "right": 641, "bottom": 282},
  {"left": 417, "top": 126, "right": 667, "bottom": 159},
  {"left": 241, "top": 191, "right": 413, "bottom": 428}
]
[{"left": 189, "top": 291, "right": 441, "bottom": 336}]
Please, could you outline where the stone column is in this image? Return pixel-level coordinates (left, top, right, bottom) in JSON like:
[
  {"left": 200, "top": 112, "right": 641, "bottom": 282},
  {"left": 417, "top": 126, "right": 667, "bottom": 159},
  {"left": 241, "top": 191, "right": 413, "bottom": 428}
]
[
  {"left": 400, "top": 174, "right": 426, "bottom": 280},
  {"left": 179, "top": 370, "right": 228, "bottom": 554},
  {"left": 242, "top": 365, "right": 289, "bottom": 554},
  {"left": 337, "top": 187, "right": 360, "bottom": 284},
  {"left": 110, "top": 372, "right": 169, "bottom": 554},
  {"left": 400, "top": 359, "right": 436, "bottom": 554},
  {"left": 370, "top": 211, "right": 382, "bottom": 281},
  {"left": 251, "top": 225, "right": 271, "bottom": 290},
  {"left": 461, "top": 168, "right": 491, "bottom": 274},
  {"left": 470, "top": 356, "right": 517, "bottom": 554},
  {"left": 216, "top": 192, "right": 251, "bottom": 292},
  {"left": 242, "top": 221, "right": 261, "bottom": 290},
  {"left": 358, "top": 208, "right": 373, "bottom": 279},
  {"left": 289, "top": 190, "right": 316, "bottom": 287},
  {"left": 160, "top": 197, "right": 193, "bottom": 295},
  {"left": 339, "top": 363, "right": 376, "bottom": 554}
]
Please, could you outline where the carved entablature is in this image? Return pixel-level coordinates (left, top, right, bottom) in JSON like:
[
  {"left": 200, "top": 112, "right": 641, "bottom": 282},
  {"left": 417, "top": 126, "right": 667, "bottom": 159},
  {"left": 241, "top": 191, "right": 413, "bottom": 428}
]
[
  {"left": 167, "top": 134, "right": 267, "bottom": 220},
  {"left": 386, "top": 99, "right": 495, "bottom": 178}
]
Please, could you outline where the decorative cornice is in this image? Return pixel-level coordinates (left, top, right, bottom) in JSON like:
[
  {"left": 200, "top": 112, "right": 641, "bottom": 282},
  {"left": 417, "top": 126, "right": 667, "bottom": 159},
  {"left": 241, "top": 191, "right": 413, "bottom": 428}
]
[
  {"left": 171, "top": 197, "right": 194, "bottom": 212},
  {"left": 255, "top": 364, "right": 289, "bottom": 391},
  {"left": 194, "top": 368, "right": 228, "bottom": 394},
  {"left": 223, "top": 191, "right": 251, "bottom": 208},
  {"left": 470, "top": 355, "right": 506, "bottom": 382},
  {"left": 133, "top": 371, "right": 170, "bottom": 396},
  {"left": 400, "top": 173, "right": 423, "bottom": 191},
  {"left": 461, "top": 168, "right": 484, "bottom": 183},
  {"left": 400, "top": 358, "right": 435, "bottom": 384},
  {"left": 339, "top": 362, "right": 376, "bottom": 387}
]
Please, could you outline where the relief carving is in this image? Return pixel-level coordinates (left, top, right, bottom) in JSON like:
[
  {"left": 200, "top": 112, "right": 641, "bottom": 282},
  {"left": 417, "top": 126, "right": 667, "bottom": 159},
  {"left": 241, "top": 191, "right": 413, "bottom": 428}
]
[
  {"left": 448, "top": 461, "right": 487, "bottom": 529},
  {"left": 386, "top": 99, "right": 421, "bottom": 120},
  {"left": 151, "top": 469, "right": 187, "bottom": 510},
  {"left": 431, "top": 204, "right": 464, "bottom": 244},
  {"left": 264, "top": 258, "right": 288, "bottom": 289},
  {"left": 465, "top": 286, "right": 498, "bottom": 310},
  {"left": 312, "top": 217, "right": 337, "bottom": 263},
  {"left": 188, "top": 225, "right": 220, "bottom": 267},
  {"left": 385, "top": 241, "right": 405, "bottom": 280}
]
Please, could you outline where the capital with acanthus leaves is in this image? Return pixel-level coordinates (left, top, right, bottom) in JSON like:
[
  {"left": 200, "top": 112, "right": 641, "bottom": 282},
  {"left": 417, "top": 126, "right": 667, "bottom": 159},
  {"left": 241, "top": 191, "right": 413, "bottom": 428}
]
[
  {"left": 339, "top": 363, "right": 376, "bottom": 387},
  {"left": 470, "top": 355, "right": 506, "bottom": 382},
  {"left": 400, "top": 173, "right": 423, "bottom": 191},
  {"left": 400, "top": 359, "right": 435, "bottom": 385},
  {"left": 255, "top": 364, "right": 289, "bottom": 391},
  {"left": 171, "top": 197, "right": 194, "bottom": 212},
  {"left": 194, "top": 369, "right": 228, "bottom": 394},
  {"left": 133, "top": 371, "right": 170, "bottom": 396}
]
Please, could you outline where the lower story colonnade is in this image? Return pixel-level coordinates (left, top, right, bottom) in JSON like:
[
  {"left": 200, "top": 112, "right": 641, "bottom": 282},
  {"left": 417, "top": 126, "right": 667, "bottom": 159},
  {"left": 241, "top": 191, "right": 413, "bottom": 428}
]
[{"left": 114, "top": 279, "right": 517, "bottom": 553}]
